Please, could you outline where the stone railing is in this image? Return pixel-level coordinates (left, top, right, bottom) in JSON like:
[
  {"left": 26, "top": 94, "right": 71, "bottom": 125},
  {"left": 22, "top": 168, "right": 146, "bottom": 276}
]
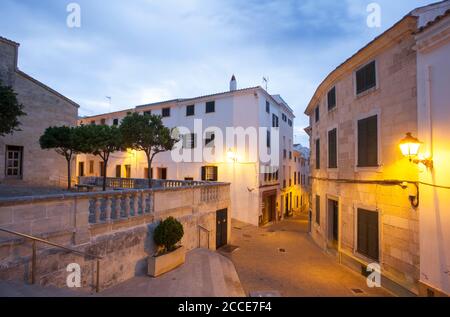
[
  {"left": 0, "top": 181, "right": 231, "bottom": 292},
  {"left": 78, "top": 177, "right": 211, "bottom": 190},
  {"left": 88, "top": 190, "right": 153, "bottom": 224}
]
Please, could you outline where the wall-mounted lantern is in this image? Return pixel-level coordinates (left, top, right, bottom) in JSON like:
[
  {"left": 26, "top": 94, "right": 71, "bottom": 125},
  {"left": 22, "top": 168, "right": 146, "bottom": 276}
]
[
  {"left": 399, "top": 133, "right": 433, "bottom": 169},
  {"left": 227, "top": 148, "right": 237, "bottom": 162}
]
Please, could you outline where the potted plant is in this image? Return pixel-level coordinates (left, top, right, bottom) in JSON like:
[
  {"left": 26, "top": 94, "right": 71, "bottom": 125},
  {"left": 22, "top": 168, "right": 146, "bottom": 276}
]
[{"left": 148, "top": 217, "right": 185, "bottom": 277}]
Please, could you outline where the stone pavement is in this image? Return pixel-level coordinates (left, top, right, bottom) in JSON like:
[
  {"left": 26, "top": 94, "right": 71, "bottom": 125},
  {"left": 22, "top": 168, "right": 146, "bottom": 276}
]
[
  {"left": 0, "top": 249, "right": 245, "bottom": 297},
  {"left": 221, "top": 214, "right": 391, "bottom": 297},
  {"left": 100, "top": 248, "right": 245, "bottom": 297}
]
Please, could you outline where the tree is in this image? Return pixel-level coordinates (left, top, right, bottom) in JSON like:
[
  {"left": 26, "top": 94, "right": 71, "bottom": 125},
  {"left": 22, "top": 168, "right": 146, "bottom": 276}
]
[
  {"left": 39, "top": 126, "right": 81, "bottom": 190},
  {"left": 120, "top": 113, "right": 178, "bottom": 187},
  {"left": 80, "top": 124, "right": 123, "bottom": 191},
  {"left": 0, "top": 81, "right": 26, "bottom": 136}
]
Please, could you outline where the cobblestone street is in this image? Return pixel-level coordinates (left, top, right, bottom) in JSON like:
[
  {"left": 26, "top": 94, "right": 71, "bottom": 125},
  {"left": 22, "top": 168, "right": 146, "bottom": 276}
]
[{"left": 222, "top": 215, "right": 391, "bottom": 297}]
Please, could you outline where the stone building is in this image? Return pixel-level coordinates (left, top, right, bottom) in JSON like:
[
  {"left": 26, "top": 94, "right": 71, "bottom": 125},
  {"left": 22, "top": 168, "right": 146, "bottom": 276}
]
[
  {"left": 0, "top": 36, "right": 79, "bottom": 187},
  {"left": 304, "top": 1, "right": 450, "bottom": 296},
  {"left": 77, "top": 77, "right": 296, "bottom": 226},
  {"left": 415, "top": 8, "right": 450, "bottom": 297}
]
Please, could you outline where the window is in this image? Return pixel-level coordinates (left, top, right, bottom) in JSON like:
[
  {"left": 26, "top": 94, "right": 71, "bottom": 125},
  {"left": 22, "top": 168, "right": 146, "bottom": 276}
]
[
  {"left": 78, "top": 162, "right": 85, "bottom": 177},
  {"left": 315, "top": 106, "right": 320, "bottom": 123},
  {"left": 267, "top": 131, "right": 271, "bottom": 148},
  {"left": 144, "top": 110, "right": 152, "bottom": 116},
  {"left": 266, "top": 101, "right": 270, "bottom": 113},
  {"left": 125, "top": 165, "right": 131, "bottom": 179},
  {"left": 328, "top": 128, "right": 337, "bottom": 168},
  {"left": 113, "top": 119, "right": 119, "bottom": 126},
  {"left": 283, "top": 149, "right": 287, "bottom": 159},
  {"left": 158, "top": 168, "right": 167, "bottom": 180},
  {"left": 206, "top": 101, "right": 215, "bottom": 113},
  {"left": 315, "top": 195, "right": 321, "bottom": 225},
  {"left": 99, "top": 162, "right": 105, "bottom": 177},
  {"left": 5, "top": 146, "right": 23, "bottom": 178},
  {"left": 282, "top": 113, "right": 287, "bottom": 122},
  {"left": 90, "top": 120, "right": 96, "bottom": 125},
  {"left": 201, "top": 166, "right": 218, "bottom": 181},
  {"left": 288, "top": 119, "right": 293, "bottom": 127},
  {"left": 327, "top": 87, "right": 336, "bottom": 111},
  {"left": 89, "top": 160, "right": 94, "bottom": 174},
  {"left": 289, "top": 151, "right": 292, "bottom": 160},
  {"left": 100, "top": 118, "right": 106, "bottom": 125},
  {"left": 272, "top": 114, "right": 279, "bottom": 128},
  {"left": 315, "top": 139, "right": 320, "bottom": 170},
  {"left": 357, "top": 208, "right": 379, "bottom": 261},
  {"left": 162, "top": 108, "right": 171, "bottom": 117},
  {"left": 115, "top": 165, "right": 121, "bottom": 178},
  {"left": 185, "top": 177, "right": 194, "bottom": 181},
  {"left": 182, "top": 133, "right": 197, "bottom": 149},
  {"left": 294, "top": 172, "right": 297, "bottom": 185},
  {"left": 186, "top": 105, "right": 195, "bottom": 116},
  {"left": 144, "top": 167, "right": 153, "bottom": 179},
  {"left": 205, "top": 131, "right": 215, "bottom": 147},
  {"left": 356, "top": 61, "right": 376, "bottom": 95},
  {"left": 358, "top": 115, "right": 378, "bottom": 167}
]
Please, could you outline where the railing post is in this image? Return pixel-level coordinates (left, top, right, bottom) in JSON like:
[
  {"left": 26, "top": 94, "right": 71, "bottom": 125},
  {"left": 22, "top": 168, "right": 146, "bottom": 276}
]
[
  {"left": 105, "top": 195, "right": 112, "bottom": 222},
  {"left": 31, "top": 240, "right": 36, "bottom": 285},
  {"left": 123, "top": 193, "right": 130, "bottom": 218},
  {"left": 96, "top": 259, "right": 100, "bottom": 293},
  {"left": 94, "top": 197, "right": 101, "bottom": 223}
]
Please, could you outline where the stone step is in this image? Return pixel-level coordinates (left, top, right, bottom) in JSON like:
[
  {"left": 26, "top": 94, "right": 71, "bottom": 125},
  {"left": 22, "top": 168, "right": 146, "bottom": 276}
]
[{"left": 0, "top": 280, "right": 87, "bottom": 297}]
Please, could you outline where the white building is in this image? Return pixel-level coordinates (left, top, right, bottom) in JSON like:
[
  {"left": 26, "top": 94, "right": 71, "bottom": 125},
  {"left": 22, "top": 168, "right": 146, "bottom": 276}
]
[
  {"left": 416, "top": 8, "right": 450, "bottom": 297},
  {"left": 77, "top": 77, "right": 296, "bottom": 226}
]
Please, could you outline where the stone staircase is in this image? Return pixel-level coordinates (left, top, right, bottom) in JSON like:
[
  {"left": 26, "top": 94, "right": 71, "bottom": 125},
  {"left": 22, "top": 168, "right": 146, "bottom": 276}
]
[{"left": 0, "top": 280, "right": 88, "bottom": 297}]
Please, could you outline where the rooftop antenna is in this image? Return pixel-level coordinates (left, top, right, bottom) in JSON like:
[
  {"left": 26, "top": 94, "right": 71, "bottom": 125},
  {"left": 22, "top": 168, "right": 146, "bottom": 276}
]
[{"left": 262, "top": 77, "right": 269, "bottom": 91}]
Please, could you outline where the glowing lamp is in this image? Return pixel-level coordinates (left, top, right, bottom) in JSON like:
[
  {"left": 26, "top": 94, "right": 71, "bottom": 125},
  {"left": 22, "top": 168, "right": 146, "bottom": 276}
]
[
  {"left": 399, "top": 133, "right": 421, "bottom": 159},
  {"left": 227, "top": 148, "right": 237, "bottom": 162},
  {"left": 399, "top": 133, "right": 433, "bottom": 169}
]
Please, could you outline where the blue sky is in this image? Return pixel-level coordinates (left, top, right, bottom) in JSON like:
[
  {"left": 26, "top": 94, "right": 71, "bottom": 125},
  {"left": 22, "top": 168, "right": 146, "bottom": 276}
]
[{"left": 0, "top": 0, "right": 437, "bottom": 146}]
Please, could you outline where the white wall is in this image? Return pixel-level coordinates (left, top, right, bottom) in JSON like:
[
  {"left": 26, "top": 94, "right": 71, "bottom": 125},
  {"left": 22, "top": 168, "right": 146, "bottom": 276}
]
[{"left": 417, "top": 17, "right": 450, "bottom": 295}]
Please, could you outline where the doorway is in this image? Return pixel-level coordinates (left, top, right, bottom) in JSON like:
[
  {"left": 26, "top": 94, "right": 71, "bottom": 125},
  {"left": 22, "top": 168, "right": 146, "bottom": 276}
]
[
  {"left": 261, "top": 192, "right": 276, "bottom": 226},
  {"left": 216, "top": 209, "right": 228, "bottom": 249},
  {"left": 78, "top": 162, "right": 85, "bottom": 177},
  {"left": 327, "top": 199, "right": 339, "bottom": 249}
]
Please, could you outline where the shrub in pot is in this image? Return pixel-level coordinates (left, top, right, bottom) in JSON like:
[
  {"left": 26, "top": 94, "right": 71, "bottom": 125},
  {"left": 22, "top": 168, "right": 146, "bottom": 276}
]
[{"left": 148, "top": 217, "right": 186, "bottom": 277}]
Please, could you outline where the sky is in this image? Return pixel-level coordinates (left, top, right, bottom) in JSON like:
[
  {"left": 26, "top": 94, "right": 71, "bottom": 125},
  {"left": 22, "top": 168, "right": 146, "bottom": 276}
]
[{"left": 0, "top": 0, "right": 438, "bottom": 146}]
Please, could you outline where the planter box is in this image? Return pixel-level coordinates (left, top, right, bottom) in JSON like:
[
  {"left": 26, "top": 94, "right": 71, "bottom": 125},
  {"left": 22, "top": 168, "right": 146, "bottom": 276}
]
[{"left": 147, "top": 246, "right": 186, "bottom": 277}]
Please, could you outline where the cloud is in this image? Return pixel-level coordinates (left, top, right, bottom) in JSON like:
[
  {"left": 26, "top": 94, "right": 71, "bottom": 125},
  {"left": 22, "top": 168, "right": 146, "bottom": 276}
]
[{"left": 0, "top": 0, "right": 437, "bottom": 145}]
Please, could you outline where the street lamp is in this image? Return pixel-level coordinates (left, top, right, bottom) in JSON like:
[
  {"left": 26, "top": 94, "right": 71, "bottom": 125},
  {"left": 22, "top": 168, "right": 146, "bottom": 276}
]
[{"left": 399, "top": 133, "right": 433, "bottom": 169}]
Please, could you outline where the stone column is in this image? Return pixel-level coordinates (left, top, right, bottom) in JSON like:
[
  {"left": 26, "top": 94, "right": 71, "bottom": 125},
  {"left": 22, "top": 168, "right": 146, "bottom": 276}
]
[
  {"left": 94, "top": 197, "right": 102, "bottom": 223},
  {"left": 123, "top": 193, "right": 130, "bottom": 218},
  {"left": 105, "top": 195, "right": 113, "bottom": 222}
]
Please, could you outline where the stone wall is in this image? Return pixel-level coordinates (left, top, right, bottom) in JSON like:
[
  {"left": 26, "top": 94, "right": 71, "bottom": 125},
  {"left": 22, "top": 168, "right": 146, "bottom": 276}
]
[
  {"left": 308, "top": 21, "right": 421, "bottom": 294},
  {"left": 0, "top": 38, "right": 78, "bottom": 187},
  {"left": 0, "top": 183, "right": 231, "bottom": 292}
]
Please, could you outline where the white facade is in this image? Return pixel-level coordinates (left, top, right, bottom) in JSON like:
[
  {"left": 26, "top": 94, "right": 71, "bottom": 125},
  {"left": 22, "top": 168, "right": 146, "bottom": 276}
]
[
  {"left": 77, "top": 81, "right": 296, "bottom": 226},
  {"left": 416, "top": 11, "right": 450, "bottom": 296}
]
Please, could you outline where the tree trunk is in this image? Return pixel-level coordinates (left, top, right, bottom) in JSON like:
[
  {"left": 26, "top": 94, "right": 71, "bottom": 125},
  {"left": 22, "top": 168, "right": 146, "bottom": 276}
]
[
  {"left": 67, "top": 156, "right": 72, "bottom": 191},
  {"left": 146, "top": 152, "right": 153, "bottom": 189},
  {"left": 102, "top": 158, "right": 108, "bottom": 191}
]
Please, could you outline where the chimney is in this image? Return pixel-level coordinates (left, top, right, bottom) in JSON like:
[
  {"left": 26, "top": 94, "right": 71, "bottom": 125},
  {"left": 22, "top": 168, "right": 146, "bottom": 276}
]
[{"left": 230, "top": 74, "right": 237, "bottom": 91}]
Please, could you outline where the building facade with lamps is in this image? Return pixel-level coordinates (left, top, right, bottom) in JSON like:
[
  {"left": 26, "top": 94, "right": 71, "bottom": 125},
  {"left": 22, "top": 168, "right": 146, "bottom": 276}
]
[
  {"left": 303, "top": 1, "right": 450, "bottom": 296},
  {"left": 77, "top": 77, "right": 296, "bottom": 227},
  {"left": 415, "top": 8, "right": 450, "bottom": 297}
]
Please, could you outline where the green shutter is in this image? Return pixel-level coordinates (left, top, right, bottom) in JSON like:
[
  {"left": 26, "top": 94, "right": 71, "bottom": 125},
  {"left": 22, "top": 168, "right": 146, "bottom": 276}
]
[
  {"left": 358, "top": 115, "right": 378, "bottom": 167},
  {"left": 328, "top": 129, "right": 337, "bottom": 168},
  {"left": 201, "top": 166, "right": 206, "bottom": 181}
]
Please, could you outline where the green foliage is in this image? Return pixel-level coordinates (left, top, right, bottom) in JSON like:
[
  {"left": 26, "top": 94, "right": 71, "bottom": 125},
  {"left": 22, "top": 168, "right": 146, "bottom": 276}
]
[
  {"left": 154, "top": 217, "right": 184, "bottom": 254},
  {"left": 120, "top": 113, "right": 178, "bottom": 181},
  {"left": 0, "top": 81, "right": 26, "bottom": 136},
  {"left": 39, "top": 126, "right": 83, "bottom": 190},
  {"left": 77, "top": 124, "right": 123, "bottom": 190}
]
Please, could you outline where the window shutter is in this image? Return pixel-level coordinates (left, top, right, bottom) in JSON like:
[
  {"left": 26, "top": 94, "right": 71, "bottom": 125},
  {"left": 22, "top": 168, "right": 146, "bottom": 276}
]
[
  {"left": 328, "top": 129, "right": 337, "bottom": 168},
  {"left": 316, "top": 139, "right": 320, "bottom": 169},
  {"left": 213, "top": 166, "right": 218, "bottom": 181},
  {"left": 327, "top": 87, "right": 336, "bottom": 110},
  {"left": 201, "top": 166, "right": 206, "bottom": 181},
  {"left": 315, "top": 195, "right": 321, "bottom": 225},
  {"left": 357, "top": 209, "right": 379, "bottom": 261},
  {"left": 358, "top": 115, "right": 378, "bottom": 167}
]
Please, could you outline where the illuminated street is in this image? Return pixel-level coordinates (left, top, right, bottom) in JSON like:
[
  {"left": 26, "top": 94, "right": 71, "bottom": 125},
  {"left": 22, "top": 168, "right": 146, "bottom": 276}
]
[{"left": 224, "top": 215, "right": 391, "bottom": 297}]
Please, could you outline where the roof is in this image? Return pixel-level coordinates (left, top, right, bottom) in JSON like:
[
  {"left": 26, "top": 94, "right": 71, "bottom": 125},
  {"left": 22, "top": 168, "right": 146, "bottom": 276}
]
[
  {"left": 16, "top": 71, "right": 80, "bottom": 108},
  {"left": 416, "top": 8, "right": 450, "bottom": 33},
  {"left": 0, "top": 36, "right": 19, "bottom": 47},
  {"left": 303, "top": 1, "right": 450, "bottom": 116}
]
